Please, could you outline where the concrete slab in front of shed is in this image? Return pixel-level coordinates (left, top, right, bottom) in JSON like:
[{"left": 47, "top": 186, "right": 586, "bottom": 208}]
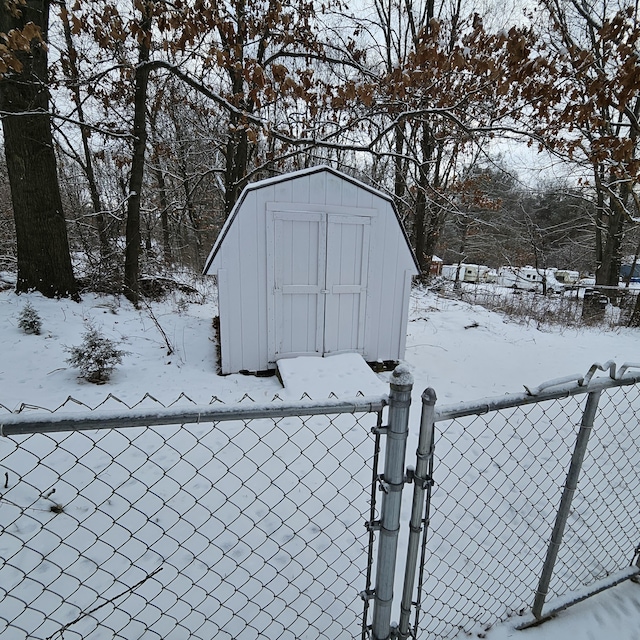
[{"left": 276, "top": 352, "right": 388, "bottom": 400}]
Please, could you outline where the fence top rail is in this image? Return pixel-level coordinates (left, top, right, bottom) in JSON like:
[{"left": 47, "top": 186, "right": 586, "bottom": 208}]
[
  {"left": 0, "top": 395, "right": 388, "bottom": 436},
  {"left": 433, "top": 363, "right": 640, "bottom": 422}
]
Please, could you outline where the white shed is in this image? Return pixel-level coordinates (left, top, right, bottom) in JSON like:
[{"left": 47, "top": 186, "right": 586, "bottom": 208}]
[{"left": 203, "top": 166, "right": 420, "bottom": 374}]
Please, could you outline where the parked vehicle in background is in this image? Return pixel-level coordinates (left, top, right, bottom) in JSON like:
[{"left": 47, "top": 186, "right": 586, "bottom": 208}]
[
  {"left": 441, "top": 264, "right": 465, "bottom": 281},
  {"left": 554, "top": 269, "right": 580, "bottom": 285},
  {"left": 497, "top": 266, "right": 564, "bottom": 293},
  {"left": 461, "top": 264, "right": 480, "bottom": 283},
  {"left": 442, "top": 264, "right": 475, "bottom": 282},
  {"left": 481, "top": 267, "right": 498, "bottom": 283},
  {"left": 620, "top": 263, "right": 640, "bottom": 283},
  {"left": 441, "top": 264, "right": 496, "bottom": 284}
]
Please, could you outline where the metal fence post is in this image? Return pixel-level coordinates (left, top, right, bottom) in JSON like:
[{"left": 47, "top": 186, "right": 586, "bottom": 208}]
[
  {"left": 397, "top": 388, "right": 437, "bottom": 639},
  {"left": 532, "top": 389, "right": 602, "bottom": 619},
  {"left": 371, "top": 365, "right": 414, "bottom": 640}
]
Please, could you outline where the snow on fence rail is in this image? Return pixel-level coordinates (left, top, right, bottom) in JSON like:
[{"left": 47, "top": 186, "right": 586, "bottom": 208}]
[{"left": 1, "top": 364, "right": 640, "bottom": 640}]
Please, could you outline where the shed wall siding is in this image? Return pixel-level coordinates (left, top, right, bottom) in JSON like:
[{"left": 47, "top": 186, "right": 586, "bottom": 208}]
[
  {"left": 309, "top": 172, "right": 327, "bottom": 204},
  {"left": 341, "top": 177, "right": 359, "bottom": 207},
  {"left": 242, "top": 190, "right": 268, "bottom": 369},
  {"left": 274, "top": 178, "right": 293, "bottom": 204},
  {"left": 362, "top": 201, "right": 415, "bottom": 361},
  {"left": 216, "top": 189, "right": 270, "bottom": 373},
  {"left": 357, "top": 185, "right": 374, "bottom": 209},
  {"left": 326, "top": 172, "right": 342, "bottom": 206},
  {"left": 291, "top": 175, "right": 310, "bottom": 203}
]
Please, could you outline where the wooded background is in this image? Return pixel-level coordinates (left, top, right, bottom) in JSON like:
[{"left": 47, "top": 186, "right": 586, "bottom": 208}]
[{"left": 1, "top": 0, "right": 640, "bottom": 307}]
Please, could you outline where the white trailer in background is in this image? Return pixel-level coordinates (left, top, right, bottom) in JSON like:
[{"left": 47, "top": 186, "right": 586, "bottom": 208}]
[
  {"left": 442, "top": 264, "right": 464, "bottom": 280},
  {"left": 461, "top": 264, "right": 480, "bottom": 282},
  {"left": 554, "top": 270, "right": 580, "bottom": 285},
  {"left": 442, "top": 264, "right": 495, "bottom": 283},
  {"left": 497, "top": 266, "right": 564, "bottom": 293},
  {"left": 482, "top": 268, "right": 498, "bottom": 283}
]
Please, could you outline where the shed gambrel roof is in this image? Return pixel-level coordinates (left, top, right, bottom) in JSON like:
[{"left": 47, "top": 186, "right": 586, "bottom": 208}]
[{"left": 203, "top": 165, "right": 420, "bottom": 274}]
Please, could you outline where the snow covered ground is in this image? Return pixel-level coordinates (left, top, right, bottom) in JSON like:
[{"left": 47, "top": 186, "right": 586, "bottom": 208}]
[{"left": 1, "top": 276, "right": 639, "bottom": 639}]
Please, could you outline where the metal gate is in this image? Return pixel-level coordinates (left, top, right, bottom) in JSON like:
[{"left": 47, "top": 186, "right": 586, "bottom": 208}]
[
  {"left": 0, "top": 395, "right": 388, "bottom": 640},
  {"left": 391, "top": 362, "right": 640, "bottom": 640}
]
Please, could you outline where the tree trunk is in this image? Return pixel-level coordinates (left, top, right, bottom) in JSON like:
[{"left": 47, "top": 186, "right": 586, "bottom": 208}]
[
  {"left": 152, "top": 165, "right": 173, "bottom": 266},
  {"left": 423, "top": 202, "right": 445, "bottom": 262},
  {"left": 182, "top": 176, "right": 202, "bottom": 266},
  {"left": 172, "top": 113, "right": 202, "bottom": 266},
  {"left": 223, "top": 127, "right": 249, "bottom": 217},
  {"left": 596, "top": 193, "right": 625, "bottom": 288},
  {"left": 584, "top": 185, "right": 626, "bottom": 321},
  {"left": 60, "top": 0, "right": 109, "bottom": 258},
  {"left": 414, "top": 187, "right": 427, "bottom": 273},
  {"left": 148, "top": 111, "right": 172, "bottom": 266},
  {"left": 123, "top": 2, "right": 153, "bottom": 304},
  {"left": 413, "top": 120, "right": 435, "bottom": 275},
  {"left": 622, "top": 235, "right": 640, "bottom": 288},
  {"left": 0, "top": 0, "right": 77, "bottom": 299},
  {"left": 394, "top": 123, "right": 405, "bottom": 202}
]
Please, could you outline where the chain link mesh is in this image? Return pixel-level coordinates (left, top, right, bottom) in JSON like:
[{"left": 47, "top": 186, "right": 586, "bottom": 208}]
[
  {"left": 414, "top": 383, "right": 640, "bottom": 639},
  {"left": 4, "top": 380, "right": 639, "bottom": 640},
  {"left": 0, "top": 400, "right": 383, "bottom": 640}
]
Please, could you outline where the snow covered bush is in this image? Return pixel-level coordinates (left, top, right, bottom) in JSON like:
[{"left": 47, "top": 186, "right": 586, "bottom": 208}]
[
  {"left": 17, "top": 301, "right": 42, "bottom": 335},
  {"left": 65, "top": 320, "right": 128, "bottom": 384}
]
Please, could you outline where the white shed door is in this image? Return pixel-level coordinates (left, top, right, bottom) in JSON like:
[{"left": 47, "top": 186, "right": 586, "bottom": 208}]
[
  {"left": 270, "top": 210, "right": 370, "bottom": 360},
  {"left": 324, "top": 214, "right": 370, "bottom": 354}
]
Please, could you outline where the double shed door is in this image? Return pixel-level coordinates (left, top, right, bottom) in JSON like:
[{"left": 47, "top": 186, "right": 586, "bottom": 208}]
[{"left": 267, "top": 206, "right": 373, "bottom": 361}]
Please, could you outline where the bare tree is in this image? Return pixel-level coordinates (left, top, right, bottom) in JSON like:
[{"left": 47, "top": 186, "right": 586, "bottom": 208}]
[
  {"left": 336, "top": 1, "right": 545, "bottom": 272},
  {"left": 58, "top": 0, "right": 109, "bottom": 257},
  {"left": 534, "top": 0, "right": 640, "bottom": 290},
  {"left": 123, "top": 0, "right": 153, "bottom": 304}
]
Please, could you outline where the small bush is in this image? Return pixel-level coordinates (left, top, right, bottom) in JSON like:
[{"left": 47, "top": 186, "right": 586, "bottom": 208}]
[
  {"left": 18, "top": 301, "right": 43, "bottom": 335},
  {"left": 65, "top": 320, "right": 128, "bottom": 384}
]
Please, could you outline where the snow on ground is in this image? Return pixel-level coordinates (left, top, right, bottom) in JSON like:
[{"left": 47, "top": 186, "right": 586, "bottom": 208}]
[
  {"left": 484, "top": 577, "right": 640, "bottom": 640},
  {"left": 1, "top": 277, "right": 639, "bottom": 639},
  {"left": 2, "top": 282, "right": 636, "bottom": 409},
  {"left": 403, "top": 287, "right": 638, "bottom": 404}
]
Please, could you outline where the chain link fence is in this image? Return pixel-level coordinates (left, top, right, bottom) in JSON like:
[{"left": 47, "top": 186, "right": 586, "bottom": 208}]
[
  {"left": 0, "top": 395, "right": 387, "bottom": 640},
  {"left": 407, "top": 369, "right": 640, "bottom": 639},
  {"left": 2, "top": 366, "right": 640, "bottom": 640}
]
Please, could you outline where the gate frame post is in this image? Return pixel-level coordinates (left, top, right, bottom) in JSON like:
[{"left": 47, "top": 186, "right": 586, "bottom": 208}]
[
  {"left": 371, "top": 365, "right": 413, "bottom": 640},
  {"left": 397, "top": 387, "right": 437, "bottom": 639}
]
